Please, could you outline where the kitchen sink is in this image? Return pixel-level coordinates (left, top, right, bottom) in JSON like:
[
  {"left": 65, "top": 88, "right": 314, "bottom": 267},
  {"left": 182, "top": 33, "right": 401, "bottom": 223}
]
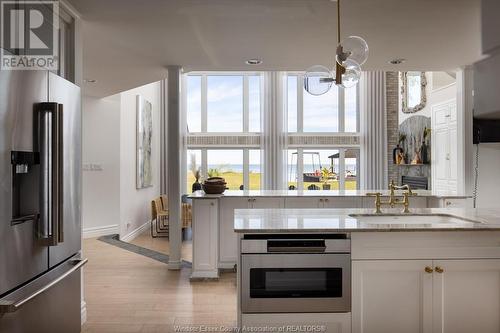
[{"left": 348, "top": 213, "right": 484, "bottom": 225}]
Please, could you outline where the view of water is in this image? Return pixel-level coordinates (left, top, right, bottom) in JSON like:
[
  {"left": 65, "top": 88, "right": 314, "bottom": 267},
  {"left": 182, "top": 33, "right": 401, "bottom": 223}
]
[{"left": 208, "top": 164, "right": 357, "bottom": 173}]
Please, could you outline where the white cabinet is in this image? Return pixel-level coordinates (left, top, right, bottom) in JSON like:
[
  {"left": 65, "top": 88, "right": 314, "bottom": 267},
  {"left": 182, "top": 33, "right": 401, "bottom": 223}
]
[
  {"left": 285, "top": 197, "right": 361, "bottom": 208},
  {"left": 353, "top": 258, "right": 500, "bottom": 333},
  {"left": 191, "top": 199, "right": 219, "bottom": 279},
  {"left": 219, "top": 197, "right": 284, "bottom": 268},
  {"left": 352, "top": 232, "right": 500, "bottom": 332},
  {"left": 219, "top": 198, "right": 250, "bottom": 267},
  {"left": 432, "top": 100, "right": 459, "bottom": 194},
  {"left": 285, "top": 197, "right": 323, "bottom": 208},
  {"left": 352, "top": 260, "right": 433, "bottom": 333},
  {"left": 251, "top": 197, "right": 284, "bottom": 209},
  {"left": 323, "top": 197, "right": 361, "bottom": 208},
  {"left": 432, "top": 259, "right": 500, "bottom": 333}
]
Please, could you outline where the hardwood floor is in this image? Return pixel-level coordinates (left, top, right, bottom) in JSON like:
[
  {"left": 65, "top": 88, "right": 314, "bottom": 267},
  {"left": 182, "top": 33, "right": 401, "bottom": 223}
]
[
  {"left": 128, "top": 230, "right": 193, "bottom": 262},
  {"left": 81, "top": 236, "right": 236, "bottom": 333}
]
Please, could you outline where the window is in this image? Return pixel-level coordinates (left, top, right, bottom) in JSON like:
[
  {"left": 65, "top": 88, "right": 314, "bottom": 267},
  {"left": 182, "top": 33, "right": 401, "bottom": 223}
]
[
  {"left": 249, "top": 76, "right": 261, "bottom": 132},
  {"left": 284, "top": 73, "right": 360, "bottom": 191},
  {"left": 186, "top": 149, "right": 262, "bottom": 192},
  {"left": 184, "top": 72, "right": 359, "bottom": 193},
  {"left": 287, "top": 76, "right": 298, "bottom": 132},
  {"left": 286, "top": 74, "right": 359, "bottom": 133},
  {"left": 184, "top": 72, "right": 263, "bottom": 193},
  {"left": 186, "top": 73, "right": 261, "bottom": 133},
  {"left": 207, "top": 76, "right": 243, "bottom": 132},
  {"left": 303, "top": 87, "right": 339, "bottom": 132},
  {"left": 187, "top": 76, "right": 201, "bottom": 132},
  {"left": 249, "top": 149, "right": 261, "bottom": 190},
  {"left": 345, "top": 85, "right": 358, "bottom": 132},
  {"left": 187, "top": 149, "right": 202, "bottom": 191},
  {"left": 287, "top": 149, "right": 359, "bottom": 190}
]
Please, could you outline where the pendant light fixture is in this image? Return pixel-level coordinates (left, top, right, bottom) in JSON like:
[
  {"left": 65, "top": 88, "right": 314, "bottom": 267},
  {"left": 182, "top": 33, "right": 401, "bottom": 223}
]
[{"left": 304, "top": 0, "right": 369, "bottom": 95}]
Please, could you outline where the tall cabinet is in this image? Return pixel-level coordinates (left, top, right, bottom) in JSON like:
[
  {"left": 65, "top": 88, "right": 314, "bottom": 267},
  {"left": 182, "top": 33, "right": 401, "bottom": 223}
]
[{"left": 432, "top": 100, "right": 458, "bottom": 194}]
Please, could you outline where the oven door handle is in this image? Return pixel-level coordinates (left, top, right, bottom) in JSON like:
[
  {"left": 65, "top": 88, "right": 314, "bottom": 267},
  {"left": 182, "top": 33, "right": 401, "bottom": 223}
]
[{"left": 267, "top": 246, "right": 327, "bottom": 253}]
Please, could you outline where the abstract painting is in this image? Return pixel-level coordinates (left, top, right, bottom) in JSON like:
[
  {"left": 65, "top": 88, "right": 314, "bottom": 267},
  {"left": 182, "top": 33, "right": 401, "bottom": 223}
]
[{"left": 136, "top": 95, "right": 153, "bottom": 189}]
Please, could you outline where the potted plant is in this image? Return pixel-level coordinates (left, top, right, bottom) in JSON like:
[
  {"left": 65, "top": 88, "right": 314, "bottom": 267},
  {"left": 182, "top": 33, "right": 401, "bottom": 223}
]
[
  {"left": 189, "top": 153, "right": 202, "bottom": 192},
  {"left": 321, "top": 167, "right": 332, "bottom": 190}
]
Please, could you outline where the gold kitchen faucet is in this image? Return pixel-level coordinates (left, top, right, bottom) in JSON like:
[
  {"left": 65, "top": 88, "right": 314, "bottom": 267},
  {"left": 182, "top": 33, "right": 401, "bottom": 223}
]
[{"left": 367, "top": 180, "right": 416, "bottom": 214}]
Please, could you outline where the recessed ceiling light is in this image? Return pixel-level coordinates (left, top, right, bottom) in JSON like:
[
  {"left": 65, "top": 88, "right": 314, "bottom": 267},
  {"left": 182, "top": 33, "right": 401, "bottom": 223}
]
[
  {"left": 84, "top": 79, "right": 97, "bottom": 83},
  {"left": 245, "top": 59, "right": 262, "bottom": 65},
  {"left": 389, "top": 58, "right": 406, "bottom": 65}
]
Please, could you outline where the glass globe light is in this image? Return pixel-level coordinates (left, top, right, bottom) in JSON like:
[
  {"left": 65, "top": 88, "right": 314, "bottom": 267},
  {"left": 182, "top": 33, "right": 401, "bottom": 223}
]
[
  {"left": 336, "top": 35, "right": 369, "bottom": 66},
  {"left": 339, "top": 59, "right": 361, "bottom": 88},
  {"left": 304, "top": 65, "right": 334, "bottom": 96}
]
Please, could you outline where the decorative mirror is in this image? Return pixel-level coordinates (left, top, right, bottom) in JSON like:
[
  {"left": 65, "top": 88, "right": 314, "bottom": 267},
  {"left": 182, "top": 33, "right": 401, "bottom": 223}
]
[{"left": 401, "top": 71, "right": 427, "bottom": 113}]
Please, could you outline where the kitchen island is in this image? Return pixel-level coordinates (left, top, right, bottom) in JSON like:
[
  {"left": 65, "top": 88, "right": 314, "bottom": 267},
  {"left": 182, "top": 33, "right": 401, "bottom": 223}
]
[
  {"left": 188, "top": 190, "right": 470, "bottom": 279},
  {"left": 234, "top": 207, "right": 500, "bottom": 333}
]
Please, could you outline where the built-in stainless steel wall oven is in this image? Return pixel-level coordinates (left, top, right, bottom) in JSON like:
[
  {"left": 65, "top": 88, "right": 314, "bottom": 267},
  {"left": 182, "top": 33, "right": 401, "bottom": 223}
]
[{"left": 241, "top": 234, "right": 350, "bottom": 314}]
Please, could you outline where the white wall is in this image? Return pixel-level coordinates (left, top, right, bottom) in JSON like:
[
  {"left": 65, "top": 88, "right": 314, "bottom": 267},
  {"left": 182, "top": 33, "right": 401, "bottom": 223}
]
[
  {"left": 119, "top": 82, "right": 161, "bottom": 239},
  {"left": 399, "top": 72, "right": 456, "bottom": 124},
  {"left": 82, "top": 95, "right": 121, "bottom": 238}
]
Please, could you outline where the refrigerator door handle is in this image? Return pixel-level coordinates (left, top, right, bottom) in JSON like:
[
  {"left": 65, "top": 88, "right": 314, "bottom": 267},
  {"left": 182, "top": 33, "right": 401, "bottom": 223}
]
[
  {"left": 0, "top": 258, "right": 87, "bottom": 314},
  {"left": 36, "top": 102, "right": 63, "bottom": 246},
  {"left": 55, "top": 103, "right": 63, "bottom": 243}
]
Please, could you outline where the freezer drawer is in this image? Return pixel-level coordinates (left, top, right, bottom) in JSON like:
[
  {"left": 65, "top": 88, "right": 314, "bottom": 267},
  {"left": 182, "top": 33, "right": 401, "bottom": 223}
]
[{"left": 0, "top": 256, "right": 87, "bottom": 333}]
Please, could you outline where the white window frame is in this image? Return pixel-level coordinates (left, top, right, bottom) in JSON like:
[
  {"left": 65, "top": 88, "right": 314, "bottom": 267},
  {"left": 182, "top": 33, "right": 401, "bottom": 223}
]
[
  {"left": 184, "top": 72, "right": 264, "bottom": 193},
  {"left": 285, "top": 72, "right": 360, "bottom": 134},
  {"left": 286, "top": 147, "right": 360, "bottom": 191},
  {"left": 186, "top": 71, "right": 263, "bottom": 135},
  {"left": 183, "top": 71, "right": 361, "bottom": 193},
  {"left": 284, "top": 72, "right": 360, "bottom": 190}
]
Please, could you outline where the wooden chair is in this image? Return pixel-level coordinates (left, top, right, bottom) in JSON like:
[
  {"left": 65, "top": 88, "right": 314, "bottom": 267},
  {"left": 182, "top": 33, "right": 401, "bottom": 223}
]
[
  {"left": 160, "top": 195, "right": 169, "bottom": 213},
  {"left": 182, "top": 202, "right": 192, "bottom": 229},
  {"left": 151, "top": 197, "right": 169, "bottom": 238}
]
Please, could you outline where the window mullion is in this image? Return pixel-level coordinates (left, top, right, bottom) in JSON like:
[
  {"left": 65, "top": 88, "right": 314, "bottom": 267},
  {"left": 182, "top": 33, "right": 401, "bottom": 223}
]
[
  {"left": 297, "top": 148, "right": 304, "bottom": 190},
  {"left": 339, "top": 86, "right": 345, "bottom": 133},
  {"left": 339, "top": 148, "right": 346, "bottom": 190},
  {"left": 201, "top": 149, "right": 208, "bottom": 180},
  {"left": 201, "top": 75, "right": 207, "bottom": 132},
  {"left": 243, "top": 75, "right": 249, "bottom": 132},
  {"left": 356, "top": 83, "right": 360, "bottom": 133},
  {"left": 297, "top": 75, "right": 304, "bottom": 133},
  {"left": 243, "top": 148, "right": 249, "bottom": 190}
]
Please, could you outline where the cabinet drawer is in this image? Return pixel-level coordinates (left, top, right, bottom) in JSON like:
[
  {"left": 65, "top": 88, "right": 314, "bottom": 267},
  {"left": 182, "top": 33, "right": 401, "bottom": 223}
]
[{"left": 352, "top": 231, "right": 500, "bottom": 260}]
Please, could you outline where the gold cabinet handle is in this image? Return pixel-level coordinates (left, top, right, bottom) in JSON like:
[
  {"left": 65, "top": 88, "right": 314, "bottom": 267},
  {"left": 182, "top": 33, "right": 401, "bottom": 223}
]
[
  {"left": 425, "top": 266, "right": 434, "bottom": 273},
  {"left": 435, "top": 266, "right": 444, "bottom": 273}
]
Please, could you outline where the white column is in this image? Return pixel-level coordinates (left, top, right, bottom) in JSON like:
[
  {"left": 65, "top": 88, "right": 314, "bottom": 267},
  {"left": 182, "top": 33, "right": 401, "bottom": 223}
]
[
  {"left": 160, "top": 79, "right": 168, "bottom": 194},
  {"left": 262, "top": 71, "right": 287, "bottom": 190},
  {"left": 457, "top": 67, "right": 474, "bottom": 197},
  {"left": 360, "top": 71, "right": 388, "bottom": 190},
  {"left": 167, "top": 66, "right": 183, "bottom": 270}
]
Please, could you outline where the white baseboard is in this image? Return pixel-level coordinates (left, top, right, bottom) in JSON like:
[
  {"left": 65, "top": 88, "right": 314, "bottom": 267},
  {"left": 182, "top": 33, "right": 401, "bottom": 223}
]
[
  {"left": 120, "top": 220, "right": 150, "bottom": 242},
  {"left": 82, "top": 224, "right": 118, "bottom": 239},
  {"left": 81, "top": 300, "right": 87, "bottom": 325}
]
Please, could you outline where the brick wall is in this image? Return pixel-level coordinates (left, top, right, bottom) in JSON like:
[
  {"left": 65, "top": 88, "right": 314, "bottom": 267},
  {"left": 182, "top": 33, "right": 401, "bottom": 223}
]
[{"left": 386, "top": 72, "right": 399, "bottom": 185}]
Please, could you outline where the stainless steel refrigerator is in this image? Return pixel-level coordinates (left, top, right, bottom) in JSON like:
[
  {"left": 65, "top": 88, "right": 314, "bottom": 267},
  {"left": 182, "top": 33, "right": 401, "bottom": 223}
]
[{"left": 0, "top": 69, "right": 87, "bottom": 332}]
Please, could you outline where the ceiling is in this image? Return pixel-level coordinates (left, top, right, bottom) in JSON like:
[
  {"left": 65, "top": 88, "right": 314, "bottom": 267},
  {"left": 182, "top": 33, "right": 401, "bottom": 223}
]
[{"left": 67, "top": 0, "right": 483, "bottom": 97}]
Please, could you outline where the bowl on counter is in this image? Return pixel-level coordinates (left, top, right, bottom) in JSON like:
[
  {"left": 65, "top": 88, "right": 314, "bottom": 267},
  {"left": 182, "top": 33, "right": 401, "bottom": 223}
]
[{"left": 202, "top": 177, "right": 227, "bottom": 194}]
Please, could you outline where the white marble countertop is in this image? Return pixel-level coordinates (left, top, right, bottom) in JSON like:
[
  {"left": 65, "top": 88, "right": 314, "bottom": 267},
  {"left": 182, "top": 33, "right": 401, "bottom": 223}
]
[
  {"left": 189, "top": 189, "right": 469, "bottom": 199},
  {"left": 233, "top": 208, "right": 500, "bottom": 232}
]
